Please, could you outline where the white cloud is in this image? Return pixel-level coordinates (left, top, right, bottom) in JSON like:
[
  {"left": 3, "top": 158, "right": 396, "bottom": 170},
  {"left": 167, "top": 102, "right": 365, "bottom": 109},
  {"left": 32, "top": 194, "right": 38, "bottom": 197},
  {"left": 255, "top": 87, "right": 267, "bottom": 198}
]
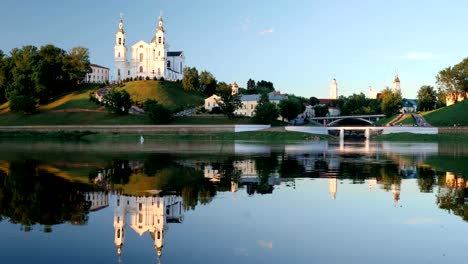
[
  {"left": 401, "top": 52, "right": 435, "bottom": 60},
  {"left": 259, "top": 28, "right": 274, "bottom": 35},
  {"left": 258, "top": 240, "right": 273, "bottom": 249}
]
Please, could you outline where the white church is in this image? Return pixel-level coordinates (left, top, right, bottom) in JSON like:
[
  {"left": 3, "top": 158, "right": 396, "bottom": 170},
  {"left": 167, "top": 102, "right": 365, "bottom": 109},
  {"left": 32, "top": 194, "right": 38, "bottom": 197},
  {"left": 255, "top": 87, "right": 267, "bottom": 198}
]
[{"left": 114, "top": 13, "right": 185, "bottom": 82}]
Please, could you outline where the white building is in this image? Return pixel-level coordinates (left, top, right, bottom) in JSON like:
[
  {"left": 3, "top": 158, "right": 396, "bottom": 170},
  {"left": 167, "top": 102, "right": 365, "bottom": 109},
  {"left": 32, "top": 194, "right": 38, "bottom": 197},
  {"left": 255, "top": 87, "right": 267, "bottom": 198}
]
[
  {"left": 235, "top": 92, "right": 287, "bottom": 117},
  {"left": 84, "top": 64, "right": 110, "bottom": 84},
  {"left": 114, "top": 14, "right": 185, "bottom": 82},
  {"left": 204, "top": 94, "right": 221, "bottom": 111},
  {"left": 84, "top": 192, "right": 109, "bottom": 212},
  {"left": 330, "top": 79, "right": 338, "bottom": 99},
  {"left": 114, "top": 194, "right": 183, "bottom": 259}
]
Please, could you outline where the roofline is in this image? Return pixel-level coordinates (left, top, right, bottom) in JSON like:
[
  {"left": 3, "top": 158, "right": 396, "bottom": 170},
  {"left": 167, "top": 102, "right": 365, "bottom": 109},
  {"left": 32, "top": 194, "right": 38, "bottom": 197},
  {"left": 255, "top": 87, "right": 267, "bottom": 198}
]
[{"left": 90, "top": 64, "right": 110, "bottom": 70}]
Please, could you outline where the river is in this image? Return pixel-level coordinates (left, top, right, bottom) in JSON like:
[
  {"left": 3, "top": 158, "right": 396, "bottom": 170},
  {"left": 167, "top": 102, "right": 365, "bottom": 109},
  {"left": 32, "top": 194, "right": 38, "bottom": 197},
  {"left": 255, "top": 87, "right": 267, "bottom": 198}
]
[{"left": 0, "top": 139, "right": 466, "bottom": 263}]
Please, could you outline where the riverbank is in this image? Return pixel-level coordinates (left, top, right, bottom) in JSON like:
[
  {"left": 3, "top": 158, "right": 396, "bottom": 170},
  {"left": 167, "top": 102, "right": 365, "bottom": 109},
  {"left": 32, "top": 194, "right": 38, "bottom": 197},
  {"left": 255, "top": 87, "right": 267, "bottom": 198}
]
[{"left": 374, "top": 132, "right": 468, "bottom": 142}]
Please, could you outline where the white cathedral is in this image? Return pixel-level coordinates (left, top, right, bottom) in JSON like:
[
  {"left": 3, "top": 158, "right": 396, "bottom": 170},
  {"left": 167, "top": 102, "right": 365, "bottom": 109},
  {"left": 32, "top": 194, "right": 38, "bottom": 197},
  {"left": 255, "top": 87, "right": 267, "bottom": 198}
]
[{"left": 114, "top": 14, "right": 185, "bottom": 82}]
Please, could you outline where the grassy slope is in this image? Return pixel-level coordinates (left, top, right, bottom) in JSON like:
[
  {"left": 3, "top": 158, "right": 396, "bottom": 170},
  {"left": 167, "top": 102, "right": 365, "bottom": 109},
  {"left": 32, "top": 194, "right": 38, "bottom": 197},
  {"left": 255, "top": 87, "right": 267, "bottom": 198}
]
[
  {"left": 120, "top": 80, "right": 203, "bottom": 111},
  {"left": 0, "top": 86, "right": 151, "bottom": 125},
  {"left": 423, "top": 100, "right": 468, "bottom": 126},
  {"left": 374, "top": 114, "right": 398, "bottom": 126}
]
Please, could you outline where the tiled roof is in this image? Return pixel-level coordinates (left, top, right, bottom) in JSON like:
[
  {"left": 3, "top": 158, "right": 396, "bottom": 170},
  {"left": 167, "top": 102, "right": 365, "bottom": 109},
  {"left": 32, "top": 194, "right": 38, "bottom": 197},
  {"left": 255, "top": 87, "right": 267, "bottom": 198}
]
[{"left": 90, "top": 64, "right": 109, "bottom": 70}]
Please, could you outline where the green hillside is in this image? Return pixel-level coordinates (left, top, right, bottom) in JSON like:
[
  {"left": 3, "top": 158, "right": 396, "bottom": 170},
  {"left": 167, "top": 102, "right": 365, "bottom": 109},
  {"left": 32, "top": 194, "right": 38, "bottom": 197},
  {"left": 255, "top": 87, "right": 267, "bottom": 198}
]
[
  {"left": 423, "top": 100, "right": 468, "bottom": 126},
  {"left": 120, "top": 80, "right": 203, "bottom": 111}
]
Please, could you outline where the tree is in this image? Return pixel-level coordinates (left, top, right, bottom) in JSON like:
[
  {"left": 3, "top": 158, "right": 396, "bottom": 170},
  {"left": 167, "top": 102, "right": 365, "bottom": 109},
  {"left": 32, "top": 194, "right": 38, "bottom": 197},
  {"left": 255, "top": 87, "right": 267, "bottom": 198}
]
[
  {"left": 199, "top": 70, "right": 217, "bottom": 96},
  {"left": 144, "top": 99, "right": 172, "bottom": 124},
  {"left": 313, "top": 104, "right": 329, "bottom": 117},
  {"left": 7, "top": 46, "right": 39, "bottom": 98},
  {"left": 380, "top": 87, "right": 402, "bottom": 117},
  {"left": 0, "top": 50, "right": 6, "bottom": 102},
  {"left": 63, "top": 46, "right": 91, "bottom": 88},
  {"left": 252, "top": 93, "right": 279, "bottom": 124},
  {"left": 103, "top": 89, "right": 132, "bottom": 114},
  {"left": 256, "top": 80, "right": 274, "bottom": 92},
  {"left": 436, "top": 87, "right": 446, "bottom": 109},
  {"left": 9, "top": 95, "right": 36, "bottom": 114},
  {"left": 309, "top": 96, "right": 319, "bottom": 106},
  {"left": 34, "top": 45, "right": 68, "bottom": 102},
  {"left": 182, "top": 67, "right": 199, "bottom": 92},
  {"left": 247, "top": 78, "right": 256, "bottom": 90},
  {"left": 278, "top": 98, "right": 302, "bottom": 121},
  {"left": 214, "top": 82, "right": 242, "bottom": 119},
  {"left": 417, "top": 85, "right": 437, "bottom": 111}
]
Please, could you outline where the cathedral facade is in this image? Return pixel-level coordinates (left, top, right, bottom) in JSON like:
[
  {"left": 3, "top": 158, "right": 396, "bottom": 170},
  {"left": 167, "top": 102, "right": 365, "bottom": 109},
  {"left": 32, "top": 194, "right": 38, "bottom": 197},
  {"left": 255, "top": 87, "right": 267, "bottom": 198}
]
[{"left": 114, "top": 14, "right": 185, "bottom": 82}]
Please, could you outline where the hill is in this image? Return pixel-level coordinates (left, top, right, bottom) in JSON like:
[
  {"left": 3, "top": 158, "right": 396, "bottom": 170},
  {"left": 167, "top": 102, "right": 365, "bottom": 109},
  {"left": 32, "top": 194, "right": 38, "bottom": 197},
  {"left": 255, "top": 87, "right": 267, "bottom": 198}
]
[
  {"left": 423, "top": 100, "right": 468, "bottom": 126},
  {"left": 120, "top": 80, "right": 203, "bottom": 111}
]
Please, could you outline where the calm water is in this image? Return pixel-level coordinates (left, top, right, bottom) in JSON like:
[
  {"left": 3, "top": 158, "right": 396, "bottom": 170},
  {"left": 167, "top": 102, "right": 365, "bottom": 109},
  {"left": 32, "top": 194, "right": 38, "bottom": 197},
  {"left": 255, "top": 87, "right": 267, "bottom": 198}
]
[{"left": 0, "top": 139, "right": 467, "bottom": 264}]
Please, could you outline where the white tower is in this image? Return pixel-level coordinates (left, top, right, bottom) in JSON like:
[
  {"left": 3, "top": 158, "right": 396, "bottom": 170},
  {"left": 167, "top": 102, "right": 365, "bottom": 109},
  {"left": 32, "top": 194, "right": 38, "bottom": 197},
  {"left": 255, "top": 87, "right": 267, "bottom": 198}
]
[
  {"left": 329, "top": 178, "right": 337, "bottom": 200},
  {"left": 153, "top": 13, "right": 168, "bottom": 79},
  {"left": 114, "top": 195, "right": 126, "bottom": 256},
  {"left": 114, "top": 14, "right": 128, "bottom": 81},
  {"left": 231, "top": 82, "right": 239, "bottom": 95},
  {"left": 330, "top": 79, "right": 338, "bottom": 99},
  {"left": 392, "top": 74, "right": 400, "bottom": 92}
]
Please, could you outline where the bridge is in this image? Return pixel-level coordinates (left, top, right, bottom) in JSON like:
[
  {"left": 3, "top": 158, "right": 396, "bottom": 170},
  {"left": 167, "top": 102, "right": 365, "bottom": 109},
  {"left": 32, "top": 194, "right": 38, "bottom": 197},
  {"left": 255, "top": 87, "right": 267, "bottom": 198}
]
[{"left": 310, "top": 114, "right": 385, "bottom": 126}]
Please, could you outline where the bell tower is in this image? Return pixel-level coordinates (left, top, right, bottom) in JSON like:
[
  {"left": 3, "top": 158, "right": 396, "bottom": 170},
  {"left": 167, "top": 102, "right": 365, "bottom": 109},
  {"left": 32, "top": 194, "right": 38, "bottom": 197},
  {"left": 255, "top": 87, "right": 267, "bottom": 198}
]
[
  {"left": 114, "top": 13, "right": 128, "bottom": 81},
  {"left": 154, "top": 12, "right": 168, "bottom": 79}
]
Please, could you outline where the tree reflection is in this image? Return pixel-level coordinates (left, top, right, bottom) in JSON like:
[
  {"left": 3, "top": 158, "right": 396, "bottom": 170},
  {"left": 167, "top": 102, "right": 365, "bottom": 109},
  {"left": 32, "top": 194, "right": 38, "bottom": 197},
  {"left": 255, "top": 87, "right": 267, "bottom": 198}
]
[
  {"left": 437, "top": 172, "right": 468, "bottom": 222},
  {"left": 417, "top": 165, "right": 436, "bottom": 193},
  {"left": 0, "top": 160, "right": 93, "bottom": 231}
]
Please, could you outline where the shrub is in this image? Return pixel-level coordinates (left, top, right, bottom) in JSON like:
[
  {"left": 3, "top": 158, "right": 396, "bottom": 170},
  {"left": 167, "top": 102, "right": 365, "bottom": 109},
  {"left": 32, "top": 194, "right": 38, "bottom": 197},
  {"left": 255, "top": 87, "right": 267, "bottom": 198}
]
[
  {"left": 211, "top": 106, "right": 222, "bottom": 114},
  {"left": 145, "top": 76, "right": 150, "bottom": 80},
  {"left": 144, "top": 99, "right": 172, "bottom": 124},
  {"left": 10, "top": 95, "right": 37, "bottom": 114},
  {"left": 103, "top": 89, "right": 132, "bottom": 115}
]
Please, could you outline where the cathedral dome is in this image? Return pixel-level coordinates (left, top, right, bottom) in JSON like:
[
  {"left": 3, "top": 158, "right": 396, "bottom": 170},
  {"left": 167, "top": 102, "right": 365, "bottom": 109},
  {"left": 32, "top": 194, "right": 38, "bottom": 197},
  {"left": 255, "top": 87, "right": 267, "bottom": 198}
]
[{"left": 151, "top": 36, "right": 156, "bottom": 44}]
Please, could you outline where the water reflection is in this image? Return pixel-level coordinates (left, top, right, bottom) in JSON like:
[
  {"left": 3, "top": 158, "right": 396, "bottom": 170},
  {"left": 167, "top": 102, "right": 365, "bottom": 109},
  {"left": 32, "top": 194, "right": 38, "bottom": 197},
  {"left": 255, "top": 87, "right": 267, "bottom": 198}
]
[{"left": 0, "top": 140, "right": 467, "bottom": 263}]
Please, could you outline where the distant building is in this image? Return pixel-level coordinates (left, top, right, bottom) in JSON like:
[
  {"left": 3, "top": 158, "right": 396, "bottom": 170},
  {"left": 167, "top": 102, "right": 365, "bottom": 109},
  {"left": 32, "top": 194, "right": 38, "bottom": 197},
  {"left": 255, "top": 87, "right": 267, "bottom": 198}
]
[
  {"left": 234, "top": 92, "right": 287, "bottom": 117},
  {"left": 204, "top": 94, "right": 221, "bottom": 111},
  {"left": 84, "top": 64, "right": 110, "bottom": 84},
  {"left": 401, "top": 99, "right": 417, "bottom": 113},
  {"left": 330, "top": 79, "right": 338, "bottom": 99},
  {"left": 84, "top": 191, "right": 109, "bottom": 212},
  {"left": 392, "top": 74, "right": 400, "bottom": 92}
]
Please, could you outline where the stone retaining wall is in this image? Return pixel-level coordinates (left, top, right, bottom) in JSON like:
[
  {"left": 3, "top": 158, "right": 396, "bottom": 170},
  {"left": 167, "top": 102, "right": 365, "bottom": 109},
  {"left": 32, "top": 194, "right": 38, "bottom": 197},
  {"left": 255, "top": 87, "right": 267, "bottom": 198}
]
[
  {"left": 0, "top": 125, "right": 269, "bottom": 134},
  {"left": 438, "top": 127, "right": 468, "bottom": 134}
]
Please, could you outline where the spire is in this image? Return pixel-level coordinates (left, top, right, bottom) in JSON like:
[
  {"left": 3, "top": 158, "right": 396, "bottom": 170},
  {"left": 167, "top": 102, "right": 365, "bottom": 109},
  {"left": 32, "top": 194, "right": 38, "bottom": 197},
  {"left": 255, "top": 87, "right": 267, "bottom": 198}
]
[
  {"left": 117, "top": 13, "right": 125, "bottom": 33},
  {"left": 394, "top": 69, "right": 400, "bottom": 83},
  {"left": 158, "top": 11, "right": 164, "bottom": 32}
]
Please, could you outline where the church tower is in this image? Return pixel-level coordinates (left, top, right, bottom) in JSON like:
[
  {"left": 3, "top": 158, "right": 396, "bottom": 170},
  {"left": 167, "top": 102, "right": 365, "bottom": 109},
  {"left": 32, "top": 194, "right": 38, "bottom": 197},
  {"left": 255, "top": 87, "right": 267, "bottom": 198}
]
[
  {"left": 152, "top": 13, "right": 168, "bottom": 79},
  {"left": 392, "top": 73, "right": 400, "bottom": 92},
  {"left": 114, "top": 195, "right": 126, "bottom": 256},
  {"left": 330, "top": 79, "right": 338, "bottom": 99},
  {"left": 114, "top": 15, "right": 128, "bottom": 81}
]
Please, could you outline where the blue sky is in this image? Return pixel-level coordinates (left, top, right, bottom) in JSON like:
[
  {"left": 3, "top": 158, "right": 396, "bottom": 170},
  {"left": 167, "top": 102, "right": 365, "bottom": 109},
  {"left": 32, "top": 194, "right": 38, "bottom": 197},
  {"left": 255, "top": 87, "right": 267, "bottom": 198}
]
[{"left": 1, "top": 0, "right": 467, "bottom": 98}]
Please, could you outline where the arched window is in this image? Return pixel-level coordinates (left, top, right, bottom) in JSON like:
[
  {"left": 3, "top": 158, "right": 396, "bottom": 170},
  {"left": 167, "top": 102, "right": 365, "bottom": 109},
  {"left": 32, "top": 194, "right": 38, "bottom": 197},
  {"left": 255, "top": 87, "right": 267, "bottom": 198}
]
[
  {"left": 140, "top": 53, "right": 144, "bottom": 62},
  {"left": 117, "top": 69, "right": 121, "bottom": 76},
  {"left": 140, "top": 66, "right": 143, "bottom": 73},
  {"left": 118, "top": 52, "right": 120, "bottom": 58},
  {"left": 117, "top": 229, "right": 121, "bottom": 238},
  {"left": 158, "top": 37, "right": 161, "bottom": 44},
  {"left": 158, "top": 51, "right": 161, "bottom": 56},
  {"left": 167, "top": 61, "right": 171, "bottom": 68},
  {"left": 118, "top": 38, "right": 121, "bottom": 45},
  {"left": 158, "top": 68, "right": 160, "bottom": 74}
]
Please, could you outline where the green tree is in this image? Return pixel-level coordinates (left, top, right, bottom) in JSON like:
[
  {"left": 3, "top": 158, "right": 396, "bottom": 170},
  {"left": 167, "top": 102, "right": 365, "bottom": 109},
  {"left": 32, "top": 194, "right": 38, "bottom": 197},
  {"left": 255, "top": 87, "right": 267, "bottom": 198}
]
[
  {"left": 417, "top": 85, "right": 437, "bottom": 111},
  {"left": 34, "top": 45, "right": 68, "bottom": 102},
  {"left": 278, "top": 98, "right": 302, "bottom": 121},
  {"left": 144, "top": 99, "right": 172, "bottom": 124},
  {"left": 436, "top": 87, "right": 446, "bottom": 109},
  {"left": 103, "top": 89, "right": 132, "bottom": 114},
  {"left": 7, "top": 46, "right": 39, "bottom": 98},
  {"left": 182, "top": 66, "right": 200, "bottom": 92},
  {"left": 199, "top": 70, "right": 217, "bottom": 96},
  {"left": 256, "top": 80, "right": 274, "bottom": 92},
  {"left": 63, "top": 46, "right": 91, "bottom": 88},
  {"left": 247, "top": 78, "right": 256, "bottom": 90},
  {"left": 214, "top": 82, "right": 242, "bottom": 119},
  {"left": 313, "top": 104, "right": 329, "bottom": 117},
  {"left": 9, "top": 95, "right": 36, "bottom": 114},
  {"left": 0, "top": 50, "right": 6, "bottom": 102},
  {"left": 381, "top": 87, "right": 402, "bottom": 117},
  {"left": 309, "top": 96, "right": 319, "bottom": 106},
  {"left": 252, "top": 93, "right": 279, "bottom": 124}
]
